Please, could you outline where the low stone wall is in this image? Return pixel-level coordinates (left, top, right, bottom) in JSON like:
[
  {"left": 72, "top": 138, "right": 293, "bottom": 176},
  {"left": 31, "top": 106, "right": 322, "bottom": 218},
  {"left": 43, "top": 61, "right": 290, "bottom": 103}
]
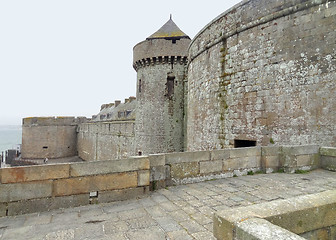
[
  {"left": 0, "top": 145, "right": 329, "bottom": 216},
  {"left": 0, "top": 157, "right": 149, "bottom": 216},
  {"left": 213, "top": 190, "right": 336, "bottom": 240},
  {"left": 321, "top": 147, "right": 336, "bottom": 171},
  {"left": 150, "top": 145, "right": 320, "bottom": 187}
]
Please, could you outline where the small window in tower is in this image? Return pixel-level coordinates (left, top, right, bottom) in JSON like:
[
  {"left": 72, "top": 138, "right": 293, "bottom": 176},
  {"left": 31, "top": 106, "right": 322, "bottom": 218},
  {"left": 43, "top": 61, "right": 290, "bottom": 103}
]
[
  {"left": 139, "top": 79, "right": 142, "bottom": 93},
  {"left": 234, "top": 139, "right": 257, "bottom": 148},
  {"left": 166, "top": 76, "right": 175, "bottom": 98},
  {"left": 172, "top": 39, "right": 176, "bottom": 44}
]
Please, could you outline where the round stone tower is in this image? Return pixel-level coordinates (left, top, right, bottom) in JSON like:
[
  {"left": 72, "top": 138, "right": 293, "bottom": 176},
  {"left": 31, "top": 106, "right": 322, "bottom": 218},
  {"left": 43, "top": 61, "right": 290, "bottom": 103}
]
[{"left": 133, "top": 16, "right": 190, "bottom": 155}]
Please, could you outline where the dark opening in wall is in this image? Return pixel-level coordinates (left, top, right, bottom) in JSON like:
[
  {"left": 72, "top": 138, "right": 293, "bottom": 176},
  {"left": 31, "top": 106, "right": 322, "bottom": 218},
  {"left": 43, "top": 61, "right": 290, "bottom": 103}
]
[
  {"left": 166, "top": 76, "right": 175, "bottom": 98},
  {"left": 139, "top": 79, "right": 142, "bottom": 93},
  {"left": 234, "top": 140, "right": 256, "bottom": 148},
  {"left": 43, "top": 146, "right": 48, "bottom": 149},
  {"left": 172, "top": 39, "right": 176, "bottom": 44}
]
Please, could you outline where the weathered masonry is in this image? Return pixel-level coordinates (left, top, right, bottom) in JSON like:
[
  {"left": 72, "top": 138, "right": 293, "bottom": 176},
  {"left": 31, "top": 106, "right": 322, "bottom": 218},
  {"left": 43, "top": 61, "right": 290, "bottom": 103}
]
[
  {"left": 21, "top": 0, "right": 335, "bottom": 163},
  {"left": 187, "top": 0, "right": 336, "bottom": 151},
  {"left": 133, "top": 17, "right": 190, "bottom": 155},
  {"left": 1, "top": 145, "right": 335, "bottom": 217},
  {"left": 22, "top": 117, "right": 86, "bottom": 159}
]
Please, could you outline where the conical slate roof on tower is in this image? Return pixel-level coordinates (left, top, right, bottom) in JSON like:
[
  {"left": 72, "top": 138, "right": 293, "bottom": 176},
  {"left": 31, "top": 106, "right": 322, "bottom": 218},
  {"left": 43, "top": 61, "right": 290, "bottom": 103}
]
[{"left": 147, "top": 16, "right": 190, "bottom": 40}]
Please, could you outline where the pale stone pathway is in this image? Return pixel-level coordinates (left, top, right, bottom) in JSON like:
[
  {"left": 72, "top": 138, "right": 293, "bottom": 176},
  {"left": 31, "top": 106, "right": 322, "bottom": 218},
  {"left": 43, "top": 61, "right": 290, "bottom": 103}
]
[{"left": 0, "top": 169, "right": 335, "bottom": 240}]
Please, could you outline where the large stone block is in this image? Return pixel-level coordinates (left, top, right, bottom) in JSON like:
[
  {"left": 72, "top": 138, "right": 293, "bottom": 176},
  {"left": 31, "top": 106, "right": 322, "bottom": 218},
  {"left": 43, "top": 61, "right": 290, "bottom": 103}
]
[
  {"left": 0, "top": 181, "right": 53, "bottom": 203},
  {"left": 282, "top": 145, "right": 320, "bottom": 156},
  {"left": 138, "top": 170, "right": 150, "bottom": 186},
  {"left": 0, "top": 203, "right": 7, "bottom": 217},
  {"left": 70, "top": 157, "right": 149, "bottom": 177},
  {"left": 261, "top": 155, "right": 280, "bottom": 170},
  {"left": 98, "top": 187, "right": 148, "bottom": 203},
  {"left": 7, "top": 194, "right": 89, "bottom": 216},
  {"left": 296, "top": 154, "right": 319, "bottom": 167},
  {"left": 170, "top": 162, "right": 199, "bottom": 179},
  {"left": 229, "top": 147, "right": 261, "bottom": 158},
  {"left": 300, "top": 227, "right": 331, "bottom": 240},
  {"left": 49, "top": 194, "right": 89, "bottom": 211},
  {"left": 150, "top": 166, "right": 166, "bottom": 181},
  {"left": 223, "top": 156, "right": 260, "bottom": 171},
  {"left": 53, "top": 172, "right": 138, "bottom": 197},
  {"left": 200, "top": 160, "right": 223, "bottom": 174},
  {"left": 0, "top": 164, "right": 70, "bottom": 184},
  {"left": 330, "top": 225, "right": 336, "bottom": 239},
  {"left": 165, "top": 151, "right": 210, "bottom": 164},
  {"left": 236, "top": 218, "right": 305, "bottom": 240},
  {"left": 211, "top": 149, "right": 230, "bottom": 160},
  {"left": 261, "top": 146, "right": 282, "bottom": 156},
  {"left": 320, "top": 147, "right": 336, "bottom": 157},
  {"left": 149, "top": 154, "right": 165, "bottom": 167},
  {"left": 214, "top": 190, "right": 336, "bottom": 239},
  {"left": 321, "top": 156, "right": 336, "bottom": 171}
]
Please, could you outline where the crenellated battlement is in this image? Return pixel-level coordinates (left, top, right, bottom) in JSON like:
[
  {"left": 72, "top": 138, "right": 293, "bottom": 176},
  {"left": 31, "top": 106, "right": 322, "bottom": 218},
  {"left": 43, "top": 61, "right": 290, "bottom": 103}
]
[
  {"left": 133, "top": 56, "right": 188, "bottom": 71},
  {"left": 133, "top": 37, "right": 190, "bottom": 70}
]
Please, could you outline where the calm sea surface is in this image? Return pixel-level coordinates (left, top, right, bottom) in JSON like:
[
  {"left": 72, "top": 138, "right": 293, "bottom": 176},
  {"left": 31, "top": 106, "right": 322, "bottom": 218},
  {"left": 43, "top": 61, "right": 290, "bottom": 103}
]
[{"left": 0, "top": 125, "right": 22, "bottom": 153}]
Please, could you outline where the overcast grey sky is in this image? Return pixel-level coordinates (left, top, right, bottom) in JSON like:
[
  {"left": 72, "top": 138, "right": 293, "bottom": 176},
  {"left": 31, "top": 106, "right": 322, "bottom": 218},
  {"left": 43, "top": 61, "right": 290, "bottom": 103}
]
[{"left": 0, "top": 0, "right": 241, "bottom": 125}]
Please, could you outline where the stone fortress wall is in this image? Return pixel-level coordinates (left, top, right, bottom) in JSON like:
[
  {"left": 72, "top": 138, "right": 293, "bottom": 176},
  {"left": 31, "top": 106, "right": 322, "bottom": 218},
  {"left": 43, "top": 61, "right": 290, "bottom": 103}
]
[
  {"left": 21, "top": 117, "right": 87, "bottom": 159},
  {"left": 77, "top": 98, "right": 137, "bottom": 161},
  {"left": 187, "top": 0, "right": 336, "bottom": 151},
  {"left": 77, "top": 121, "right": 135, "bottom": 161},
  {"left": 11, "top": 2, "right": 336, "bottom": 238},
  {"left": 20, "top": 0, "right": 336, "bottom": 162}
]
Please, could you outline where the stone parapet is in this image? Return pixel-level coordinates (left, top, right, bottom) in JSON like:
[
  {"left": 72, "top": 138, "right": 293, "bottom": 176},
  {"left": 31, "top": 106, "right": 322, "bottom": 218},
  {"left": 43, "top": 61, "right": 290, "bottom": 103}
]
[
  {"left": 0, "top": 145, "right": 333, "bottom": 216},
  {"left": 320, "top": 147, "right": 336, "bottom": 171},
  {"left": 0, "top": 157, "right": 149, "bottom": 216},
  {"left": 151, "top": 145, "right": 322, "bottom": 186},
  {"left": 213, "top": 190, "right": 336, "bottom": 239}
]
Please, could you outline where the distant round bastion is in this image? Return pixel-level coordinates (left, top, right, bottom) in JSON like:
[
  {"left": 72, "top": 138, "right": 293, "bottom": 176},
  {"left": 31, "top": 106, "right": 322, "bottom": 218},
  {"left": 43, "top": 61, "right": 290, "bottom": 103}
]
[
  {"left": 22, "top": 117, "right": 87, "bottom": 159},
  {"left": 187, "top": 0, "right": 336, "bottom": 151}
]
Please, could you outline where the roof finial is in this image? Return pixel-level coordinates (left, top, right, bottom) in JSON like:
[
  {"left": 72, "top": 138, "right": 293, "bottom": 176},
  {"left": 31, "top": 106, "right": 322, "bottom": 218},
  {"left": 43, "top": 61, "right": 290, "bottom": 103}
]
[{"left": 170, "top": 14, "right": 172, "bottom": 20}]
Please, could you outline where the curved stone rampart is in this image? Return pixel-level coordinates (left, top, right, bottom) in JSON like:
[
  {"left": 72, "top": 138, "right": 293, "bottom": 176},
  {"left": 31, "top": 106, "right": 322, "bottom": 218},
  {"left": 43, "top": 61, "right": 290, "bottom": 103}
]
[
  {"left": 21, "top": 117, "right": 87, "bottom": 159},
  {"left": 187, "top": 0, "right": 336, "bottom": 151}
]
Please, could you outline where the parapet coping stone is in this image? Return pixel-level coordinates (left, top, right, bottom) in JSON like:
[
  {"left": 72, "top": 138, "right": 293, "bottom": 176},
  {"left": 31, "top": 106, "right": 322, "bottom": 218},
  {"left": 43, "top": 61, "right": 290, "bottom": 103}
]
[
  {"left": 236, "top": 218, "right": 305, "bottom": 240},
  {"left": 70, "top": 157, "right": 150, "bottom": 177},
  {"left": 320, "top": 147, "right": 336, "bottom": 157},
  {"left": 214, "top": 189, "right": 336, "bottom": 239}
]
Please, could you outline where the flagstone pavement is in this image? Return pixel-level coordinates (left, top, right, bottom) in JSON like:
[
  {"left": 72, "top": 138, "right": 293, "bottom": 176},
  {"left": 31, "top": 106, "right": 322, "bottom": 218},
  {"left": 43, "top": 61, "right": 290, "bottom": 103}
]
[{"left": 0, "top": 169, "right": 335, "bottom": 240}]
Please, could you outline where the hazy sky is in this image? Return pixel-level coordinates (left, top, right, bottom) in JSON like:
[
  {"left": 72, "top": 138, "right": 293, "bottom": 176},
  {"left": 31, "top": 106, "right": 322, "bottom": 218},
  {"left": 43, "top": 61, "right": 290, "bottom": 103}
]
[{"left": 0, "top": 0, "right": 241, "bottom": 125}]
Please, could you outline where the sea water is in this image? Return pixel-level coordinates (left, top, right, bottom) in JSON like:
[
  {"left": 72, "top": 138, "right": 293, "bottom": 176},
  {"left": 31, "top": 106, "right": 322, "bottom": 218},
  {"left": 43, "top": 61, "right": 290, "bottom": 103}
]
[{"left": 0, "top": 125, "right": 22, "bottom": 153}]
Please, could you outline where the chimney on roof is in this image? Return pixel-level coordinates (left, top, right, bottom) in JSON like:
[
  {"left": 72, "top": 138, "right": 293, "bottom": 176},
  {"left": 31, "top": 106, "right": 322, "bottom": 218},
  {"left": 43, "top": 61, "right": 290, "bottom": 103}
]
[{"left": 115, "top": 100, "right": 121, "bottom": 107}]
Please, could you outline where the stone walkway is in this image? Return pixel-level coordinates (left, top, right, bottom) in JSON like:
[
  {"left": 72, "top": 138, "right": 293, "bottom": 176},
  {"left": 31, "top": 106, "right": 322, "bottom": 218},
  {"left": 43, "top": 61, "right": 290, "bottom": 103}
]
[{"left": 0, "top": 169, "right": 335, "bottom": 240}]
